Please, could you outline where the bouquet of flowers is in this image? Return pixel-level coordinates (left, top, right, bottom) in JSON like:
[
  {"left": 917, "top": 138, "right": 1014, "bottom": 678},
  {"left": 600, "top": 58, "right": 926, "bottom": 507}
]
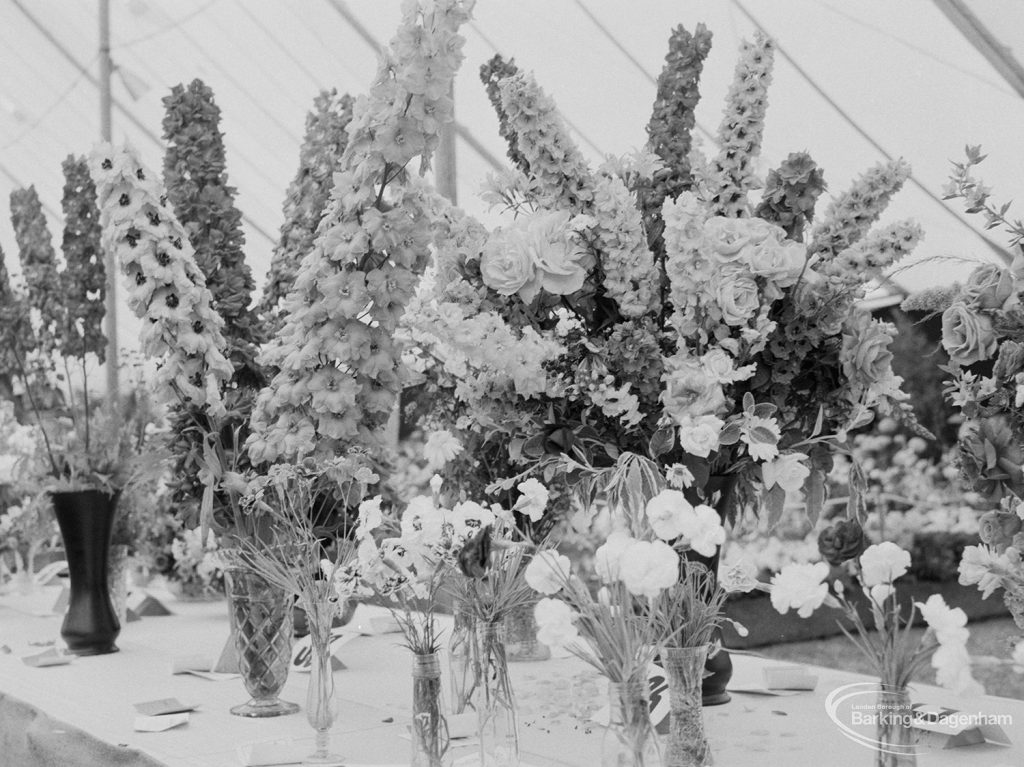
[
  {"left": 405, "top": 23, "right": 919, "bottom": 543},
  {"left": 902, "top": 148, "right": 1024, "bottom": 626},
  {"left": 168, "top": 526, "right": 227, "bottom": 599}
]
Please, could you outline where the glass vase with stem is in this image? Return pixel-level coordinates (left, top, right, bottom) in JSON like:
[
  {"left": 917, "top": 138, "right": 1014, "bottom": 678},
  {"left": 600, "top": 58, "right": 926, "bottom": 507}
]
[
  {"left": 662, "top": 645, "right": 712, "bottom": 766},
  {"left": 472, "top": 619, "right": 519, "bottom": 767},
  {"left": 447, "top": 602, "right": 476, "bottom": 715},
  {"left": 304, "top": 595, "right": 343, "bottom": 764},
  {"left": 602, "top": 677, "right": 662, "bottom": 767}
]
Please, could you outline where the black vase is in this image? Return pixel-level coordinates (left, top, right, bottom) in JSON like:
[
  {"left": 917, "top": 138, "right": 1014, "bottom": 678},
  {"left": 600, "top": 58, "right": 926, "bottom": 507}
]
[
  {"left": 682, "top": 475, "right": 735, "bottom": 706},
  {"left": 52, "top": 489, "right": 121, "bottom": 655}
]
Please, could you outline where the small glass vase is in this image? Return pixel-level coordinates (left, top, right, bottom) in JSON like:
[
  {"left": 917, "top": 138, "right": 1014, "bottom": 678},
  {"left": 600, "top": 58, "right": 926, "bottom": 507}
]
[
  {"left": 875, "top": 685, "right": 917, "bottom": 767},
  {"left": 411, "top": 651, "right": 450, "bottom": 767},
  {"left": 448, "top": 605, "right": 476, "bottom": 715},
  {"left": 107, "top": 544, "right": 130, "bottom": 626},
  {"left": 662, "top": 646, "right": 712, "bottom": 766},
  {"left": 305, "top": 601, "right": 343, "bottom": 764},
  {"left": 225, "top": 569, "right": 299, "bottom": 718},
  {"left": 504, "top": 602, "right": 551, "bottom": 662},
  {"left": 471, "top": 620, "right": 519, "bottom": 767},
  {"left": 602, "top": 679, "right": 662, "bottom": 767}
]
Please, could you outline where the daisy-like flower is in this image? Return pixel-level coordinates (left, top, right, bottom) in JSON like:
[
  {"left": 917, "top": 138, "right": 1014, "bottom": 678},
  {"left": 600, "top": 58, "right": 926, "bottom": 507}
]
[{"left": 740, "top": 414, "right": 781, "bottom": 462}]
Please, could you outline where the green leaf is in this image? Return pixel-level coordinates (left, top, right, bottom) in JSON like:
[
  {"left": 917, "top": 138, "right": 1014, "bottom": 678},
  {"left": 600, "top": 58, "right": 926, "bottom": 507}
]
[
  {"left": 762, "top": 484, "right": 787, "bottom": 528},
  {"left": 804, "top": 469, "right": 826, "bottom": 527},
  {"left": 648, "top": 425, "right": 675, "bottom": 458}
]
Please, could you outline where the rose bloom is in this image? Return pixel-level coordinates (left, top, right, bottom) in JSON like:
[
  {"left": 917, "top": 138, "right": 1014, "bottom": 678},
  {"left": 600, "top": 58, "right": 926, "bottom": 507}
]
[
  {"left": 770, "top": 562, "right": 831, "bottom": 618},
  {"left": 703, "top": 217, "right": 751, "bottom": 260},
  {"left": 715, "top": 272, "right": 761, "bottom": 326},
  {"left": 676, "top": 414, "right": 724, "bottom": 459},
  {"left": 941, "top": 302, "right": 998, "bottom": 366},
  {"left": 662, "top": 359, "right": 727, "bottom": 422},
  {"left": 978, "top": 510, "right": 1023, "bottom": 553},
  {"left": 480, "top": 229, "right": 536, "bottom": 296},
  {"left": 745, "top": 240, "right": 804, "bottom": 287},
  {"left": 840, "top": 312, "right": 895, "bottom": 387},
  {"left": 645, "top": 489, "right": 693, "bottom": 541},
  {"left": 509, "top": 210, "right": 592, "bottom": 303},
  {"left": 678, "top": 503, "right": 725, "bottom": 557},
  {"left": 534, "top": 598, "right": 579, "bottom": 649},
  {"left": 619, "top": 540, "right": 679, "bottom": 599},
  {"left": 594, "top": 531, "right": 635, "bottom": 583},
  {"left": 957, "top": 544, "right": 1007, "bottom": 598},
  {"left": 963, "top": 263, "right": 1015, "bottom": 310},
  {"left": 524, "top": 550, "right": 571, "bottom": 595},
  {"left": 761, "top": 452, "right": 810, "bottom": 496},
  {"left": 858, "top": 542, "right": 911, "bottom": 587}
]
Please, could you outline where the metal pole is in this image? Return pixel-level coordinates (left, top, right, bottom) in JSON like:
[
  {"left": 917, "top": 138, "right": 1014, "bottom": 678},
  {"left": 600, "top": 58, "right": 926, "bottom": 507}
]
[
  {"left": 99, "top": 0, "right": 119, "bottom": 405},
  {"left": 435, "top": 82, "right": 457, "bottom": 204}
]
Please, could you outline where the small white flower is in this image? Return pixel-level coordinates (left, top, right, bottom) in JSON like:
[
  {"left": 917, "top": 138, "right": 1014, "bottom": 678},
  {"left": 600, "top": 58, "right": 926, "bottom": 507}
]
[
  {"left": 666, "top": 464, "right": 694, "bottom": 489},
  {"left": 770, "top": 562, "right": 830, "bottom": 618},
  {"left": 423, "top": 430, "right": 463, "bottom": 470},
  {"left": 619, "top": 539, "right": 679, "bottom": 599},
  {"left": 534, "top": 598, "right": 579, "bottom": 649},
  {"left": 524, "top": 550, "right": 571, "bottom": 595},
  {"left": 429, "top": 474, "right": 444, "bottom": 495},
  {"left": 594, "top": 531, "right": 635, "bottom": 584},
  {"left": 859, "top": 542, "right": 911, "bottom": 587},
  {"left": 645, "top": 489, "right": 692, "bottom": 541},
  {"left": 356, "top": 495, "right": 383, "bottom": 538},
  {"left": 677, "top": 415, "right": 724, "bottom": 458},
  {"left": 513, "top": 478, "right": 550, "bottom": 522}
]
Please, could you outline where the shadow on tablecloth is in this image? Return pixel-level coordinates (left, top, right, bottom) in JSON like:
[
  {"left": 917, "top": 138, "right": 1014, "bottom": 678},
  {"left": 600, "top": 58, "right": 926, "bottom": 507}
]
[{"left": 0, "top": 692, "right": 165, "bottom": 767}]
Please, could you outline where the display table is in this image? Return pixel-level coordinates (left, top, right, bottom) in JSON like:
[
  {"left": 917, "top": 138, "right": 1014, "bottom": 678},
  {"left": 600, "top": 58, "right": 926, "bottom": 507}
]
[{"left": 1, "top": 589, "right": 1021, "bottom": 766}]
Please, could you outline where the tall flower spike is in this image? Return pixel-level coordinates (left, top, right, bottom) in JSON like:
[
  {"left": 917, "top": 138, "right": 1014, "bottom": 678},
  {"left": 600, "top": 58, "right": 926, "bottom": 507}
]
[
  {"left": 498, "top": 71, "right": 594, "bottom": 213},
  {"left": 808, "top": 158, "right": 912, "bottom": 259},
  {"left": 247, "top": 0, "right": 473, "bottom": 464},
  {"left": 700, "top": 32, "right": 775, "bottom": 218},
  {"left": 0, "top": 244, "right": 35, "bottom": 378},
  {"left": 645, "top": 23, "right": 714, "bottom": 206},
  {"left": 754, "top": 152, "right": 827, "bottom": 241},
  {"left": 480, "top": 54, "right": 530, "bottom": 174},
  {"left": 89, "top": 143, "right": 233, "bottom": 417},
  {"left": 593, "top": 167, "right": 658, "bottom": 317},
  {"left": 259, "top": 89, "right": 355, "bottom": 328},
  {"left": 11, "top": 186, "right": 62, "bottom": 354},
  {"left": 59, "top": 156, "right": 107, "bottom": 363},
  {"left": 821, "top": 220, "right": 923, "bottom": 287}
]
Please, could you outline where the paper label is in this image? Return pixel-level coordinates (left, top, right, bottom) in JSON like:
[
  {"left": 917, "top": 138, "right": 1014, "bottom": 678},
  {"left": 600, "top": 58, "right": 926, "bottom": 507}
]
[
  {"left": 134, "top": 698, "right": 197, "bottom": 716},
  {"left": 134, "top": 712, "right": 189, "bottom": 732}
]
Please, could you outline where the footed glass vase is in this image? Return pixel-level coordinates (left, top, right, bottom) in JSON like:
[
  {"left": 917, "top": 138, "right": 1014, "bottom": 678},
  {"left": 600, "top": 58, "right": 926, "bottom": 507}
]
[
  {"left": 305, "top": 601, "right": 343, "bottom": 763},
  {"left": 602, "top": 679, "right": 662, "bottom": 767},
  {"left": 471, "top": 620, "right": 519, "bottom": 766},
  {"left": 447, "top": 605, "right": 475, "bottom": 714},
  {"left": 411, "top": 651, "right": 450, "bottom": 767},
  {"left": 225, "top": 569, "right": 299, "bottom": 717},
  {"left": 504, "top": 602, "right": 550, "bottom": 662},
  {"left": 662, "top": 646, "right": 712, "bottom": 766},
  {"left": 875, "top": 685, "right": 917, "bottom": 767}
]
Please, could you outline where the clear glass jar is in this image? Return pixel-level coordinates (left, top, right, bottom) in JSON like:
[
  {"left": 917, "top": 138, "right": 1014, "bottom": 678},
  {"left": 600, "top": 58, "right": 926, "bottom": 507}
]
[
  {"left": 602, "top": 678, "right": 662, "bottom": 767},
  {"left": 411, "top": 651, "right": 450, "bottom": 767},
  {"left": 448, "top": 603, "right": 476, "bottom": 714},
  {"left": 875, "top": 685, "right": 917, "bottom": 767},
  {"left": 472, "top": 619, "right": 519, "bottom": 766}
]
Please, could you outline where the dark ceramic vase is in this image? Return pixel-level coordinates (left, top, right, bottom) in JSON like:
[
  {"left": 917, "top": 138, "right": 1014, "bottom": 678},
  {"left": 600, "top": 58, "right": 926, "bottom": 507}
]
[
  {"left": 51, "top": 489, "right": 121, "bottom": 655},
  {"left": 681, "top": 475, "right": 735, "bottom": 706}
]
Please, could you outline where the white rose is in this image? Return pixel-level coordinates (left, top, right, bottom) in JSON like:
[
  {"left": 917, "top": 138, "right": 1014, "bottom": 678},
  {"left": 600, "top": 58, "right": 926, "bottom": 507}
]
[
  {"left": 677, "top": 414, "right": 724, "bottom": 458},
  {"left": 858, "top": 542, "right": 911, "bottom": 587},
  {"left": 513, "top": 478, "right": 550, "bottom": 523},
  {"left": 703, "top": 217, "right": 751, "bottom": 260},
  {"left": 678, "top": 504, "right": 725, "bottom": 558},
  {"left": 770, "top": 562, "right": 830, "bottom": 618},
  {"left": 715, "top": 272, "right": 761, "bottom": 326},
  {"left": 534, "top": 598, "right": 579, "bottom": 649},
  {"left": 594, "top": 531, "right": 635, "bottom": 583},
  {"left": 524, "top": 551, "right": 571, "bottom": 595},
  {"left": 746, "top": 240, "right": 804, "bottom": 287},
  {"left": 662, "top": 357, "right": 726, "bottom": 421},
  {"left": 744, "top": 217, "right": 785, "bottom": 245},
  {"left": 480, "top": 229, "right": 536, "bottom": 296},
  {"left": 701, "top": 348, "right": 742, "bottom": 384},
  {"left": 761, "top": 453, "right": 810, "bottom": 496},
  {"left": 645, "top": 489, "right": 692, "bottom": 541},
  {"left": 619, "top": 540, "right": 679, "bottom": 598},
  {"left": 512, "top": 210, "right": 592, "bottom": 303}
]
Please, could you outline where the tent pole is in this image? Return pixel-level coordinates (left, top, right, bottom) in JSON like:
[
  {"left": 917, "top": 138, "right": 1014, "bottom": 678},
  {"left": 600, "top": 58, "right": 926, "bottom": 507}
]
[{"left": 99, "top": 0, "right": 119, "bottom": 407}]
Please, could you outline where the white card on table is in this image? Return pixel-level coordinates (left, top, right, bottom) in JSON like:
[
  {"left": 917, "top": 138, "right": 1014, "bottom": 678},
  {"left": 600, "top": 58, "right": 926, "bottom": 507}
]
[
  {"left": 762, "top": 665, "right": 818, "bottom": 690},
  {"left": 290, "top": 629, "right": 357, "bottom": 673},
  {"left": 21, "top": 647, "right": 71, "bottom": 668},
  {"left": 134, "top": 712, "right": 189, "bottom": 732},
  {"left": 911, "top": 703, "right": 1012, "bottom": 749},
  {"left": 134, "top": 698, "right": 198, "bottom": 716}
]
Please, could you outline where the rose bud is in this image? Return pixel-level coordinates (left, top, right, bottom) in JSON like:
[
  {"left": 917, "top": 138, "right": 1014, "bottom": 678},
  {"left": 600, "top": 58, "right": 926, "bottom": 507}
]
[
  {"left": 817, "top": 519, "right": 867, "bottom": 566},
  {"left": 978, "top": 511, "right": 1023, "bottom": 553}
]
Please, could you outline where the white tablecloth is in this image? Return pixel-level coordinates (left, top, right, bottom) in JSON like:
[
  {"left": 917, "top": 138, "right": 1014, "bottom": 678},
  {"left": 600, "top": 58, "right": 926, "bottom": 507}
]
[{"left": 1, "top": 587, "right": 1021, "bottom": 766}]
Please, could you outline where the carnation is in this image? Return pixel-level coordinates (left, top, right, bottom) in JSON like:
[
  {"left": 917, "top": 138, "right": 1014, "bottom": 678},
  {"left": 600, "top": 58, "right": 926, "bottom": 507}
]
[
  {"left": 645, "top": 489, "right": 692, "bottom": 541},
  {"left": 770, "top": 562, "right": 830, "bottom": 618},
  {"left": 678, "top": 504, "right": 725, "bottom": 557},
  {"left": 524, "top": 550, "right": 571, "bottom": 595},
  {"left": 594, "top": 531, "right": 635, "bottom": 584},
  {"left": 957, "top": 544, "right": 1007, "bottom": 599},
  {"left": 423, "top": 429, "right": 463, "bottom": 470},
  {"left": 859, "top": 542, "right": 911, "bottom": 587},
  {"left": 534, "top": 598, "right": 579, "bottom": 649},
  {"left": 619, "top": 539, "right": 679, "bottom": 598}
]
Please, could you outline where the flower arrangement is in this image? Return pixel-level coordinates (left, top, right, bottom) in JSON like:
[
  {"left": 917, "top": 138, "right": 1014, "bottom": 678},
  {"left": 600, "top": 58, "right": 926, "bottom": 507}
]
[
  {"left": 168, "top": 525, "right": 226, "bottom": 599},
  {"left": 770, "top": 542, "right": 981, "bottom": 695},
  {"left": 406, "top": 23, "right": 919, "bottom": 554}
]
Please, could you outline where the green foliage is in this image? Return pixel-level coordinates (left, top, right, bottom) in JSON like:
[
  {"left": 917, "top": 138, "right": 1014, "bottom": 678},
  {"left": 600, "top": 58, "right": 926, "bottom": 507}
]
[
  {"left": 58, "top": 155, "right": 106, "bottom": 363},
  {"left": 887, "top": 310, "right": 957, "bottom": 448},
  {"left": 259, "top": 89, "right": 354, "bottom": 327},
  {"left": 10, "top": 186, "right": 61, "bottom": 354},
  {"left": 0, "top": 245, "right": 34, "bottom": 384}
]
